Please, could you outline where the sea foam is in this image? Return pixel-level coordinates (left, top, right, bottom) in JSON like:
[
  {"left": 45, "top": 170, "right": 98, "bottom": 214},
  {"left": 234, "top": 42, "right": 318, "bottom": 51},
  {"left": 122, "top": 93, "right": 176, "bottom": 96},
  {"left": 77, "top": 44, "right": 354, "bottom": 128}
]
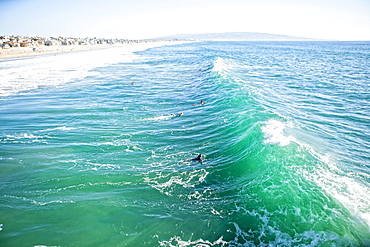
[
  {"left": 307, "top": 157, "right": 370, "bottom": 228},
  {"left": 261, "top": 119, "right": 295, "bottom": 146},
  {"left": 212, "top": 57, "right": 235, "bottom": 79},
  {"left": 0, "top": 47, "right": 137, "bottom": 97}
]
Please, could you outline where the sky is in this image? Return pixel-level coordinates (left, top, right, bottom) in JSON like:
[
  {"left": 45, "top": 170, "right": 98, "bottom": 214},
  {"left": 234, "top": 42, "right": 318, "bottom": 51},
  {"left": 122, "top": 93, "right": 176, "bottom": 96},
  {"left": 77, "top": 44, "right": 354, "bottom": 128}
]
[{"left": 1, "top": 0, "right": 370, "bottom": 40}]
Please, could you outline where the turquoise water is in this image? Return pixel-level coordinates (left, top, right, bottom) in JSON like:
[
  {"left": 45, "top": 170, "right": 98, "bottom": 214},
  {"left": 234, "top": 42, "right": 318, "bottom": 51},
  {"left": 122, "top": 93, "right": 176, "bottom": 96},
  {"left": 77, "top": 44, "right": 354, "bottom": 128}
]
[{"left": 1, "top": 42, "right": 369, "bottom": 246}]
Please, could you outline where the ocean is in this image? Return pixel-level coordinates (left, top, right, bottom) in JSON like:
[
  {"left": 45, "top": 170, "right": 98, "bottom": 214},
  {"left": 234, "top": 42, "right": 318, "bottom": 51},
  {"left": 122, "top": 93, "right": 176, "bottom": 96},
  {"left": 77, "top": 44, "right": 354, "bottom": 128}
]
[{"left": 0, "top": 41, "right": 369, "bottom": 246}]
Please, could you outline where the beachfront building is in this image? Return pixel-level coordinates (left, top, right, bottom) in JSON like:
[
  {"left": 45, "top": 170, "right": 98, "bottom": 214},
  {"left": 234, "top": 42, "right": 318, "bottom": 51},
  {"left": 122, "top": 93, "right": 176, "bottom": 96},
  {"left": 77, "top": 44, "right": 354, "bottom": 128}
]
[
  {"left": 0, "top": 35, "right": 39, "bottom": 48},
  {"left": 1, "top": 35, "right": 168, "bottom": 50}
]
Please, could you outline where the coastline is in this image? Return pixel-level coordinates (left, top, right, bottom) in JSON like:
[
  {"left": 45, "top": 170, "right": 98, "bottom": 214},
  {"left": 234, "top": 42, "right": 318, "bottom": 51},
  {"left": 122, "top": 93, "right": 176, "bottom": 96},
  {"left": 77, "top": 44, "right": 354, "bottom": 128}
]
[
  {"left": 0, "top": 40, "right": 190, "bottom": 97},
  {"left": 0, "top": 41, "right": 183, "bottom": 60}
]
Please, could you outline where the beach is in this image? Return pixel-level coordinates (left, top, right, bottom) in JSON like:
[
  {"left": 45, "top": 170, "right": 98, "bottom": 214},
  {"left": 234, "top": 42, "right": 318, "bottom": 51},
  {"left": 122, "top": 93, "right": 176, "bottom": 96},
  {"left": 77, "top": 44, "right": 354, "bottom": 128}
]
[{"left": 0, "top": 41, "right": 177, "bottom": 60}]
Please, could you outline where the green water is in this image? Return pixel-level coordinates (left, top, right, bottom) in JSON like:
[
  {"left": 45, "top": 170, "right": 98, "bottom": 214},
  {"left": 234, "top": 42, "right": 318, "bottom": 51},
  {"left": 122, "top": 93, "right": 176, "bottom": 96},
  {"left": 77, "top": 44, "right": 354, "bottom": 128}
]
[{"left": 1, "top": 42, "right": 369, "bottom": 246}]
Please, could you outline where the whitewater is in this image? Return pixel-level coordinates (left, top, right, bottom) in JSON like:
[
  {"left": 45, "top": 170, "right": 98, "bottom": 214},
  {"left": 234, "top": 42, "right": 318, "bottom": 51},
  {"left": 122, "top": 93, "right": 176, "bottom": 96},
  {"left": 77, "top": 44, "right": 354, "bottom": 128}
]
[{"left": 0, "top": 41, "right": 369, "bottom": 246}]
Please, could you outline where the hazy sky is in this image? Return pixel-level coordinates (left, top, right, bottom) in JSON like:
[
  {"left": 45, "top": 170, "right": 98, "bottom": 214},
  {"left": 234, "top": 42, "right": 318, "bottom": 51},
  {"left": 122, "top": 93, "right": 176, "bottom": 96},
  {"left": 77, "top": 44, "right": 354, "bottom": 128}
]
[{"left": 1, "top": 0, "right": 370, "bottom": 40}]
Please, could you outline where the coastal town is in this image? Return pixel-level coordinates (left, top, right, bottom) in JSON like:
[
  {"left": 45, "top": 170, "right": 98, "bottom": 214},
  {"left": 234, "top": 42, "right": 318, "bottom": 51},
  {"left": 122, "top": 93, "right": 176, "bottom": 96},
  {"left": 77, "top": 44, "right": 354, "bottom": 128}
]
[
  {"left": 0, "top": 35, "right": 152, "bottom": 49},
  {"left": 0, "top": 35, "right": 174, "bottom": 59}
]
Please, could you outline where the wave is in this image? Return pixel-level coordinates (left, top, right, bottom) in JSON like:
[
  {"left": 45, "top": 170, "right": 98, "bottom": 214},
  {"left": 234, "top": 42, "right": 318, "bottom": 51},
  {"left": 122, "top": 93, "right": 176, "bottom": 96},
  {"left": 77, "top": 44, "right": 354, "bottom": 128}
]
[
  {"left": 207, "top": 54, "right": 370, "bottom": 241},
  {"left": 299, "top": 147, "right": 370, "bottom": 228},
  {"left": 215, "top": 54, "right": 369, "bottom": 213}
]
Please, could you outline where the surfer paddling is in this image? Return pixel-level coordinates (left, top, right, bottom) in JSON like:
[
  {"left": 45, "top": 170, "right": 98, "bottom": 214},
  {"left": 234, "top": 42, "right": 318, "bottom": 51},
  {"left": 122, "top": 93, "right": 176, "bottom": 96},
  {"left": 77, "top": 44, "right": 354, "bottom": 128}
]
[
  {"left": 171, "top": 113, "right": 183, "bottom": 117},
  {"left": 185, "top": 154, "right": 203, "bottom": 163},
  {"left": 191, "top": 154, "right": 203, "bottom": 162}
]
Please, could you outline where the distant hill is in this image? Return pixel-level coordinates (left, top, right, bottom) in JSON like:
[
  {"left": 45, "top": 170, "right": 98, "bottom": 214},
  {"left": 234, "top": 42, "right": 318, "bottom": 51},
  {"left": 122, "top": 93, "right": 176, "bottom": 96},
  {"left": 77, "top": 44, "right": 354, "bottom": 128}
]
[{"left": 153, "top": 32, "right": 319, "bottom": 41}]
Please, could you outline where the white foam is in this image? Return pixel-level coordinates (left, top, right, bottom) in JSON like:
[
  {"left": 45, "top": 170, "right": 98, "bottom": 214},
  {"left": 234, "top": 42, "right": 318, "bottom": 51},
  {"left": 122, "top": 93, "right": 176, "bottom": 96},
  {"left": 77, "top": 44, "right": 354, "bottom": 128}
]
[
  {"left": 1, "top": 132, "right": 49, "bottom": 143},
  {"left": 0, "top": 50, "right": 120, "bottom": 96},
  {"left": 159, "top": 235, "right": 227, "bottom": 247},
  {"left": 212, "top": 57, "right": 235, "bottom": 79},
  {"left": 295, "top": 139, "right": 370, "bottom": 228},
  {"left": 0, "top": 42, "right": 177, "bottom": 97},
  {"left": 261, "top": 119, "right": 295, "bottom": 146},
  {"left": 39, "top": 126, "right": 75, "bottom": 132},
  {"left": 88, "top": 163, "right": 121, "bottom": 171},
  {"left": 144, "top": 169, "right": 209, "bottom": 196},
  {"left": 212, "top": 57, "right": 227, "bottom": 73},
  {"left": 145, "top": 115, "right": 174, "bottom": 121},
  {"left": 306, "top": 159, "right": 370, "bottom": 228}
]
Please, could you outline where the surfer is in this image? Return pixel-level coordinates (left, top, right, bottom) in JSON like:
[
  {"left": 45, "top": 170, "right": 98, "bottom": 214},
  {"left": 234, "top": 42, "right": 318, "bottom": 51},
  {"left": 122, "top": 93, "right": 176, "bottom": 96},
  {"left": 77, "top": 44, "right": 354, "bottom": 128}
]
[
  {"left": 171, "top": 113, "right": 183, "bottom": 117},
  {"left": 191, "top": 154, "right": 203, "bottom": 162}
]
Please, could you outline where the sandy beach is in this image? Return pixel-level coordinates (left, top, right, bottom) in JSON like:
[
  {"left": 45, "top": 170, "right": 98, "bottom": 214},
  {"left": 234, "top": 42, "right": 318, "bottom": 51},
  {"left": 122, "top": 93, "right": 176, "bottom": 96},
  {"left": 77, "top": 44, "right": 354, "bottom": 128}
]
[{"left": 0, "top": 41, "right": 175, "bottom": 60}]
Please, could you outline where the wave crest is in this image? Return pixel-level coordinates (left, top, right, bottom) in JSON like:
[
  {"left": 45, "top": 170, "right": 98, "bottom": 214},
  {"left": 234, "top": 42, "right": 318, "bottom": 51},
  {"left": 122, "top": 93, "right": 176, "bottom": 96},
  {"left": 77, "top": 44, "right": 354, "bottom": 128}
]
[{"left": 261, "top": 119, "right": 295, "bottom": 146}]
